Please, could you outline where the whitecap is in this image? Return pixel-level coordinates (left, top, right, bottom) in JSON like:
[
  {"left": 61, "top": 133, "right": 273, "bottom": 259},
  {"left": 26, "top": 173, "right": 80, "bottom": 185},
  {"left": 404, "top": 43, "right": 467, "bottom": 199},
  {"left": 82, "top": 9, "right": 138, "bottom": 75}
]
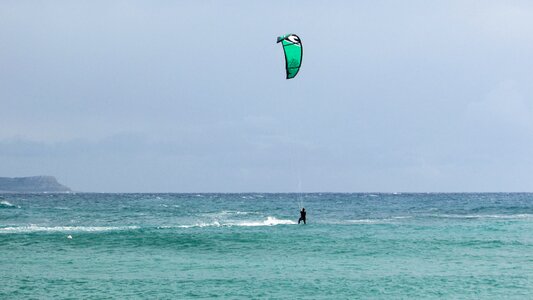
[
  {"left": 220, "top": 210, "right": 254, "bottom": 216},
  {"left": 428, "top": 214, "right": 533, "bottom": 220},
  {"left": 178, "top": 221, "right": 221, "bottom": 228},
  {"left": 0, "top": 225, "right": 140, "bottom": 234},
  {"left": 0, "top": 200, "right": 18, "bottom": 208},
  {"left": 231, "top": 216, "right": 296, "bottom": 227},
  {"left": 200, "top": 210, "right": 254, "bottom": 217},
  {"left": 177, "top": 217, "right": 295, "bottom": 228},
  {"left": 346, "top": 219, "right": 394, "bottom": 224},
  {"left": 54, "top": 206, "right": 71, "bottom": 210}
]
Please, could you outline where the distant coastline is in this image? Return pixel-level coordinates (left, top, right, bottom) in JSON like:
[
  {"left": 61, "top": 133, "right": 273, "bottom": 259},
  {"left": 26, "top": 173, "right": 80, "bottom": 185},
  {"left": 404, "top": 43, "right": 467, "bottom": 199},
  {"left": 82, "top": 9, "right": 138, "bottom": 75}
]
[{"left": 0, "top": 176, "right": 71, "bottom": 193}]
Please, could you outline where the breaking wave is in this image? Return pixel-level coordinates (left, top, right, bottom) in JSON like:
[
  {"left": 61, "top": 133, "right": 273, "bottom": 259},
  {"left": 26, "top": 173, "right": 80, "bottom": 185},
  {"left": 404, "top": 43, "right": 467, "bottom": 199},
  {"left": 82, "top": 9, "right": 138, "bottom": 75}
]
[
  {"left": 177, "top": 216, "right": 296, "bottom": 228},
  {"left": 0, "top": 200, "right": 19, "bottom": 209}
]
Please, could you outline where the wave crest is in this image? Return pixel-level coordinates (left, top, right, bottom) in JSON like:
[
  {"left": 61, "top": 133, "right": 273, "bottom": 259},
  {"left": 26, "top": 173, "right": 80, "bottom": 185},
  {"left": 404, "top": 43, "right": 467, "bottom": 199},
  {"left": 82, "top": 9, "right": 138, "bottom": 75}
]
[
  {"left": 178, "top": 216, "right": 296, "bottom": 228},
  {"left": 0, "top": 200, "right": 19, "bottom": 209}
]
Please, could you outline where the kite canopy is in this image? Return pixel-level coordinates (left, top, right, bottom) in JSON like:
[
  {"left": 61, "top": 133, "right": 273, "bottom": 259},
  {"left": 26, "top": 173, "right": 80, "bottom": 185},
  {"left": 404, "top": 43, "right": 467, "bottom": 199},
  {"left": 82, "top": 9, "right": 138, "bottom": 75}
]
[{"left": 277, "top": 34, "right": 303, "bottom": 79}]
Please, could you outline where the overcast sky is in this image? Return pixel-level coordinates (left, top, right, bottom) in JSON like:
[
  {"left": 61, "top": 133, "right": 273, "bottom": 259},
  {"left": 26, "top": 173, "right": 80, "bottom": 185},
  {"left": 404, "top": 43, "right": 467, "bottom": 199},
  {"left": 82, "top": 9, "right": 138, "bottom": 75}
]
[{"left": 1, "top": 1, "right": 533, "bottom": 192}]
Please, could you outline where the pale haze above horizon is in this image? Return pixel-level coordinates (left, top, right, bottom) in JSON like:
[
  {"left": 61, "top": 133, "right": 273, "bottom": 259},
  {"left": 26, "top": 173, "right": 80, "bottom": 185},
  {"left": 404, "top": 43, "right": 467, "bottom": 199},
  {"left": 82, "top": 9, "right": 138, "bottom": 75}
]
[{"left": 2, "top": 1, "right": 533, "bottom": 192}]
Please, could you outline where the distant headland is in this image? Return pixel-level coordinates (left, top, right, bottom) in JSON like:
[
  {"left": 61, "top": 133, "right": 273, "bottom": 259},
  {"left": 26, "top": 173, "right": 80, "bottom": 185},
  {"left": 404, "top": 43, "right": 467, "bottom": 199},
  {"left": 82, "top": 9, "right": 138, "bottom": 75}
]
[{"left": 0, "top": 176, "right": 71, "bottom": 193}]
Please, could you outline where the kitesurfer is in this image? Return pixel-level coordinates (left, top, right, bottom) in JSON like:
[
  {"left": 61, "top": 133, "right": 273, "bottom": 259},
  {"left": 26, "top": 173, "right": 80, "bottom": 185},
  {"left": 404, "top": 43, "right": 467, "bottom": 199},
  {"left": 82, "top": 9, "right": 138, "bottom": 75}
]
[{"left": 298, "top": 208, "right": 306, "bottom": 224}]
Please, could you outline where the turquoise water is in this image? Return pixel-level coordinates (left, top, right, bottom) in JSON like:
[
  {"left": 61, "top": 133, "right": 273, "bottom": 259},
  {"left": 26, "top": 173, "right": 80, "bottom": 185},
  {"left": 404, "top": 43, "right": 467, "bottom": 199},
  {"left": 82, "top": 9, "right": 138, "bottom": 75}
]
[{"left": 1, "top": 193, "right": 532, "bottom": 299}]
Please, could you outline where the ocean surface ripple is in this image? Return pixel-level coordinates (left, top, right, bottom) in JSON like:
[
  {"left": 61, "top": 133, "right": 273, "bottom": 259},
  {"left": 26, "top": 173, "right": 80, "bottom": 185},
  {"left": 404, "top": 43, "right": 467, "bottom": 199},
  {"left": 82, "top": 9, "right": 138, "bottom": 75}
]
[{"left": 1, "top": 193, "right": 532, "bottom": 299}]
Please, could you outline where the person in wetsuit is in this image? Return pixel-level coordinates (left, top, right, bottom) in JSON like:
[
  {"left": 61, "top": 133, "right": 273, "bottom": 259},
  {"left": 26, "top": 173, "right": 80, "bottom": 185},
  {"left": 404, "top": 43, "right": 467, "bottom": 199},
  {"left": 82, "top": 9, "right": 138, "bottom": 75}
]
[{"left": 298, "top": 208, "right": 306, "bottom": 224}]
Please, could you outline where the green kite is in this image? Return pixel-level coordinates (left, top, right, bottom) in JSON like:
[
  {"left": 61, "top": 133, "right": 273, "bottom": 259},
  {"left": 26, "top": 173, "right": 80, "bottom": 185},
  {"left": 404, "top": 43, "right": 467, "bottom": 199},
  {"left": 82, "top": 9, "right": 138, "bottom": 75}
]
[{"left": 277, "top": 34, "right": 303, "bottom": 79}]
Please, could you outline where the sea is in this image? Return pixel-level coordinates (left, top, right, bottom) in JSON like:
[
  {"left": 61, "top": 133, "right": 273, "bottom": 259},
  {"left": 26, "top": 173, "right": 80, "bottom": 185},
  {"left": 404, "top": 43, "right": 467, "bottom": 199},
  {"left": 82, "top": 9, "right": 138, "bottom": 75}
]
[{"left": 1, "top": 193, "right": 532, "bottom": 299}]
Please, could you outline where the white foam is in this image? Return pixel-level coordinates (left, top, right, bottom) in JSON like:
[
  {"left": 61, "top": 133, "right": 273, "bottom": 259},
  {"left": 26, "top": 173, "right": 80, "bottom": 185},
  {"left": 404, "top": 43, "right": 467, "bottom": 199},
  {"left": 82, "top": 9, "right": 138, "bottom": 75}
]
[
  {"left": 201, "top": 210, "right": 254, "bottom": 217},
  {"left": 0, "top": 200, "right": 19, "bottom": 208},
  {"left": 220, "top": 210, "right": 253, "bottom": 216},
  {"left": 0, "top": 225, "right": 140, "bottom": 234},
  {"left": 54, "top": 206, "right": 71, "bottom": 210},
  {"left": 177, "top": 217, "right": 296, "bottom": 228},
  {"left": 232, "top": 216, "right": 296, "bottom": 227},
  {"left": 429, "top": 214, "right": 533, "bottom": 219},
  {"left": 346, "top": 219, "right": 393, "bottom": 224},
  {"left": 177, "top": 221, "right": 221, "bottom": 228}
]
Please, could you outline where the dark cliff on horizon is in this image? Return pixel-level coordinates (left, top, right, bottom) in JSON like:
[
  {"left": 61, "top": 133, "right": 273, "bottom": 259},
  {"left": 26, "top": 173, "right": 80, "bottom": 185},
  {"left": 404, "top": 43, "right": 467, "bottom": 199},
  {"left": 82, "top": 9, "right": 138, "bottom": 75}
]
[{"left": 0, "top": 176, "right": 71, "bottom": 193}]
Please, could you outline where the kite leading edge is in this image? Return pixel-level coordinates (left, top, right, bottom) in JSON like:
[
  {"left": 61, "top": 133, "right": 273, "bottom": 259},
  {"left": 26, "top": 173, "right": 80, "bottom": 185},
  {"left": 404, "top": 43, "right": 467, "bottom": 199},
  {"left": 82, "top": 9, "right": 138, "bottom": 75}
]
[{"left": 277, "top": 34, "right": 303, "bottom": 79}]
